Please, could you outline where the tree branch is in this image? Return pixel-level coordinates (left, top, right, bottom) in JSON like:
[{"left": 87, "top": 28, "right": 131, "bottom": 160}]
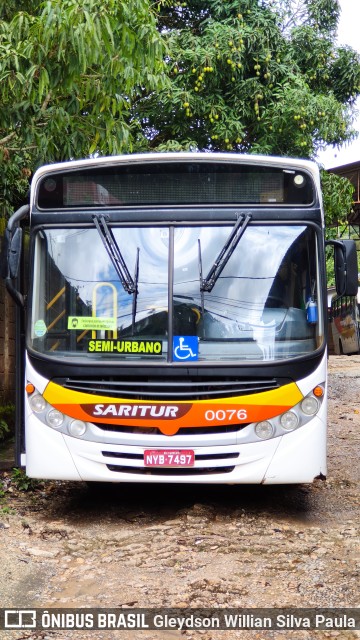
[
  {"left": 0, "top": 131, "right": 16, "bottom": 146},
  {"left": 41, "top": 92, "right": 52, "bottom": 111}
]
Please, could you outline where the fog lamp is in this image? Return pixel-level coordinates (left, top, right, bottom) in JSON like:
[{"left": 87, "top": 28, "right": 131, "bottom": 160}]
[
  {"left": 68, "top": 420, "right": 87, "bottom": 438},
  {"left": 280, "top": 411, "right": 299, "bottom": 431},
  {"left": 255, "top": 421, "right": 274, "bottom": 440},
  {"left": 29, "top": 393, "right": 46, "bottom": 413}
]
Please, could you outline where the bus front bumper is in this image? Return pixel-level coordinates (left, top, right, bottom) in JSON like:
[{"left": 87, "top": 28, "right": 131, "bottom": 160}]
[{"left": 24, "top": 415, "right": 326, "bottom": 485}]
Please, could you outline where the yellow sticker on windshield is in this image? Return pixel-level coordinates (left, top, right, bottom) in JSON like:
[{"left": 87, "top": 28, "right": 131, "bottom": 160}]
[
  {"left": 88, "top": 339, "right": 163, "bottom": 354},
  {"left": 67, "top": 316, "right": 116, "bottom": 331}
]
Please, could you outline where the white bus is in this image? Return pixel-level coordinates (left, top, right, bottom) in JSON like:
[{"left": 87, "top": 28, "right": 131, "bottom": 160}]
[{"left": 2, "top": 153, "right": 358, "bottom": 484}]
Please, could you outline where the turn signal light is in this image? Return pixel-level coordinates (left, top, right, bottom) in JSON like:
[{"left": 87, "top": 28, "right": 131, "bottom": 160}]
[
  {"left": 26, "top": 383, "right": 35, "bottom": 394},
  {"left": 313, "top": 386, "right": 324, "bottom": 397}
]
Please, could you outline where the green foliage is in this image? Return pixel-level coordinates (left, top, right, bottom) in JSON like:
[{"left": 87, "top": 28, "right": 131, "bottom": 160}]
[
  {"left": 0, "top": 0, "right": 166, "bottom": 215},
  {"left": 0, "top": 404, "right": 15, "bottom": 441},
  {"left": 1, "top": 0, "right": 359, "bottom": 234},
  {"left": 330, "top": 47, "right": 360, "bottom": 103},
  {"left": 132, "top": 0, "right": 360, "bottom": 162},
  {"left": 321, "top": 170, "right": 356, "bottom": 286},
  {"left": 0, "top": 476, "right": 12, "bottom": 514},
  {"left": 0, "top": 420, "right": 9, "bottom": 442},
  {"left": 0, "top": 502, "right": 13, "bottom": 515},
  {"left": 305, "top": 0, "right": 340, "bottom": 33},
  {"left": 0, "top": 2, "right": 42, "bottom": 21},
  {"left": 11, "top": 467, "right": 41, "bottom": 491},
  {"left": 321, "top": 170, "right": 355, "bottom": 228},
  {"left": 270, "top": 0, "right": 340, "bottom": 34}
]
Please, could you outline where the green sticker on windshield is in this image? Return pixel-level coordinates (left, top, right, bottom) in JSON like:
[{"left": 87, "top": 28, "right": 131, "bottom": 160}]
[
  {"left": 34, "top": 319, "right": 47, "bottom": 337},
  {"left": 68, "top": 316, "right": 116, "bottom": 331}
]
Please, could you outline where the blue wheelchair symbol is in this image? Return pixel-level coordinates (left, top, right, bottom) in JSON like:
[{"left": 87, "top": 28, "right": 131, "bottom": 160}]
[{"left": 173, "top": 336, "right": 199, "bottom": 361}]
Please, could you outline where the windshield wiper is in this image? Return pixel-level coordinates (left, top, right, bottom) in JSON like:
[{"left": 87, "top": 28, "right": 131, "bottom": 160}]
[
  {"left": 198, "top": 238, "right": 205, "bottom": 321},
  {"left": 93, "top": 215, "right": 137, "bottom": 294},
  {"left": 200, "top": 213, "right": 252, "bottom": 292}
]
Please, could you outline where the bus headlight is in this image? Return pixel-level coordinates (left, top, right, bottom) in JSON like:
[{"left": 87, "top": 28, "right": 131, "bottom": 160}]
[
  {"left": 29, "top": 393, "right": 47, "bottom": 413},
  {"left": 251, "top": 385, "right": 325, "bottom": 441},
  {"left": 280, "top": 411, "right": 299, "bottom": 431},
  {"left": 255, "top": 421, "right": 274, "bottom": 440},
  {"left": 68, "top": 420, "right": 87, "bottom": 438},
  {"left": 27, "top": 386, "right": 91, "bottom": 439},
  {"left": 46, "top": 409, "right": 64, "bottom": 429},
  {"left": 300, "top": 396, "right": 319, "bottom": 415}
]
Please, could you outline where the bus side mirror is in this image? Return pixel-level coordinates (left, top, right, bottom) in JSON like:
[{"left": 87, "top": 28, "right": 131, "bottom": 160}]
[
  {"left": 334, "top": 239, "right": 358, "bottom": 297},
  {"left": 7, "top": 227, "right": 23, "bottom": 279},
  {"left": 1, "top": 204, "right": 30, "bottom": 307},
  {"left": 2, "top": 227, "right": 24, "bottom": 307},
  {"left": 326, "top": 239, "right": 358, "bottom": 297}
]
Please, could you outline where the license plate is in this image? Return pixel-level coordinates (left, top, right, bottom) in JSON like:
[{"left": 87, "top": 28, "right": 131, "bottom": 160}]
[{"left": 144, "top": 449, "right": 195, "bottom": 467}]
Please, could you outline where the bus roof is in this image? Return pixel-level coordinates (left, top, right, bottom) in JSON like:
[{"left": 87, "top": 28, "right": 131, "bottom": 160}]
[
  {"left": 32, "top": 152, "right": 320, "bottom": 183},
  {"left": 30, "top": 152, "right": 323, "bottom": 220}
]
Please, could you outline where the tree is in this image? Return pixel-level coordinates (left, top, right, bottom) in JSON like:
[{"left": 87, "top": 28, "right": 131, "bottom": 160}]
[
  {"left": 0, "top": 0, "right": 166, "bottom": 214},
  {"left": 321, "top": 170, "right": 355, "bottom": 228},
  {"left": 133, "top": 0, "right": 360, "bottom": 178},
  {"left": 322, "top": 169, "right": 357, "bottom": 284},
  {"left": 2, "top": 0, "right": 359, "bottom": 231},
  {"left": 129, "top": 0, "right": 360, "bottom": 283}
]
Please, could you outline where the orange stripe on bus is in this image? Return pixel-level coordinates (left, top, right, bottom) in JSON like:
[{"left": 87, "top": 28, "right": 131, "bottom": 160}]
[{"left": 43, "top": 381, "right": 303, "bottom": 436}]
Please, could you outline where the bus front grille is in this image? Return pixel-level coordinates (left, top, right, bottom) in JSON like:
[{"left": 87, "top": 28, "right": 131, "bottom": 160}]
[
  {"left": 105, "top": 465, "right": 236, "bottom": 476},
  {"left": 55, "top": 375, "right": 283, "bottom": 401},
  {"left": 94, "top": 423, "right": 248, "bottom": 435}
]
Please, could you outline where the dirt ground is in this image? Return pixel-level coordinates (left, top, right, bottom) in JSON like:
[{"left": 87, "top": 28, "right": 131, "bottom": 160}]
[{"left": 0, "top": 355, "right": 359, "bottom": 640}]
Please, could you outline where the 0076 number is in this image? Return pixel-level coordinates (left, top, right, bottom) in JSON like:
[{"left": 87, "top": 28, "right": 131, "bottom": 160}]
[{"left": 205, "top": 409, "right": 248, "bottom": 422}]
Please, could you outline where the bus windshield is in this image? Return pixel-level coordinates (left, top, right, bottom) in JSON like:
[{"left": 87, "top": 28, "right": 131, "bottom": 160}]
[{"left": 29, "top": 223, "right": 323, "bottom": 362}]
